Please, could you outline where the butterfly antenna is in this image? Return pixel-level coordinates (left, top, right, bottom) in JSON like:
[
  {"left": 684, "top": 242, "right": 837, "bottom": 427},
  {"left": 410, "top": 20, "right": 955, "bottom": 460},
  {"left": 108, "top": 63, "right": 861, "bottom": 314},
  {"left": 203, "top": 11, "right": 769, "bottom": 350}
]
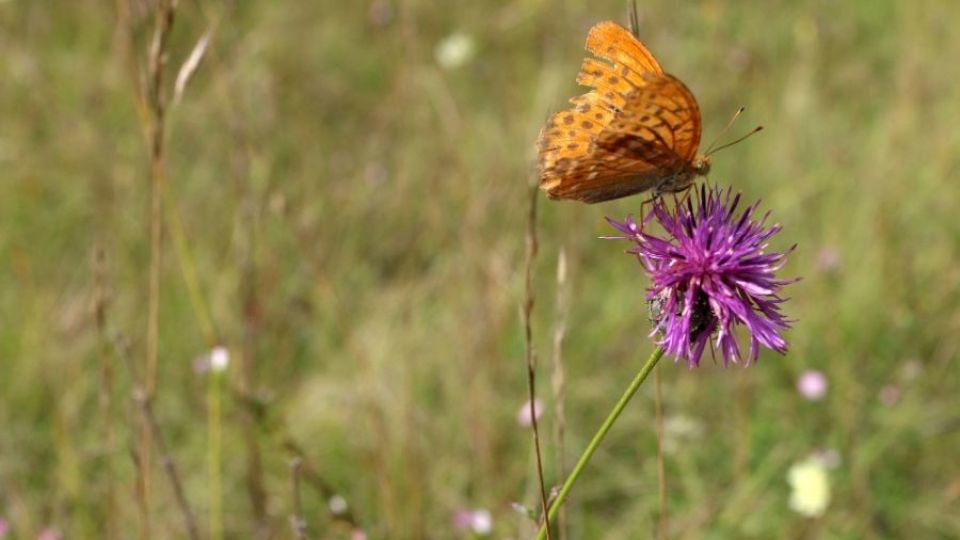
[
  {"left": 706, "top": 125, "right": 764, "bottom": 156},
  {"left": 628, "top": 0, "right": 641, "bottom": 39},
  {"left": 704, "top": 106, "right": 744, "bottom": 154}
]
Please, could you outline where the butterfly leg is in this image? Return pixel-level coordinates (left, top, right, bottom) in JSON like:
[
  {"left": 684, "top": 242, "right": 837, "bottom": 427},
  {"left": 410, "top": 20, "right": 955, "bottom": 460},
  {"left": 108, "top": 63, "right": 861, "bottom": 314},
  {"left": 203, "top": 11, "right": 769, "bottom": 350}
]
[
  {"left": 638, "top": 193, "right": 659, "bottom": 231},
  {"left": 674, "top": 186, "right": 695, "bottom": 212}
]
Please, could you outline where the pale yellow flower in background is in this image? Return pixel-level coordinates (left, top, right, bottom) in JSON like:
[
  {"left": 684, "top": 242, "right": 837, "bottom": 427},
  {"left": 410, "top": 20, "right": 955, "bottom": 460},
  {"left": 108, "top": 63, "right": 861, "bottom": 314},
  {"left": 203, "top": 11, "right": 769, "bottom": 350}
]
[
  {"left": 787, "top": 456, "right": 831, "bottom": 517},
  {"left": 435, "top": 32, "right": 476, "bottom": 69}
]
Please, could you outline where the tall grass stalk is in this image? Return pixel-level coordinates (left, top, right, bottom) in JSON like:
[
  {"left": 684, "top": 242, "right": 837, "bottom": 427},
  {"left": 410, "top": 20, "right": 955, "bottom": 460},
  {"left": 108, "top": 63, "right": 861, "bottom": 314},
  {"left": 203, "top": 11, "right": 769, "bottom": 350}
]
[
  {"left": 93, "top": 248, "right": 117, "bottom": 539},
  {"left": 522, "top": 179, "right": 552, "bottom": 540},
  {"left": 550, "top": 248, "right": 570, "bottom": 540},
  {"left": 138, "top": 2, "right": 177, "bottom": 537},
  {"left": 208, "top": 363, "right": 224, "bottom": 540},
  {"left": 289, "top": 458, "right": 307, "bottom": 540},
  {"left": 113, "top": 336, "right": 201, "bottom": 540}
]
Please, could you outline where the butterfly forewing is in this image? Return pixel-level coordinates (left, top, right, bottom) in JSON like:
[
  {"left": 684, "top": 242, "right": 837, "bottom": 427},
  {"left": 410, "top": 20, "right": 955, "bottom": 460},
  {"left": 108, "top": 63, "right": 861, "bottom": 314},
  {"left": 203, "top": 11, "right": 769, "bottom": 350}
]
[{"left": 585, "top": 21, "right": 663, "bottom": 76}]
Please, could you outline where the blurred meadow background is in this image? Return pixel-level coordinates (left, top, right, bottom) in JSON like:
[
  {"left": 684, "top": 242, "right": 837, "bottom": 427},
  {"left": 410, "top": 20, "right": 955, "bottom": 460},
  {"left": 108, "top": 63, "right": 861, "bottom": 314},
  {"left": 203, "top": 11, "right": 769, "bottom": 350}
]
[{"left": 2, "top": 0, "right": 960, "bottom": 538}]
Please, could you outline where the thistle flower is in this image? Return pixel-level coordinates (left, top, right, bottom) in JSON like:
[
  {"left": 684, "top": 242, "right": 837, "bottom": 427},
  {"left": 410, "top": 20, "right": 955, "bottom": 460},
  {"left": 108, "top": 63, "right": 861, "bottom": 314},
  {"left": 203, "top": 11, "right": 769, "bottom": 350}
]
[{"left": 607, "top": 186, "right": 795, "bottom": 367}]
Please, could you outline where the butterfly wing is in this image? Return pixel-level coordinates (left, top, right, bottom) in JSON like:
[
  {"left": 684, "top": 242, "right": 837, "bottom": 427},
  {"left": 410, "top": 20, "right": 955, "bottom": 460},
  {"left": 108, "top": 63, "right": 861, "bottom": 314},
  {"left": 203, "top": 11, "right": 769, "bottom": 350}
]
[
  {"left": 585, "top": 20, "right": 663, "bottom": 77},
  {"left": 597, "top": 73, "right": 703, "bottom": 165},
  {"left": 537, "top": 22, "right": 703, "bottom": 203}
]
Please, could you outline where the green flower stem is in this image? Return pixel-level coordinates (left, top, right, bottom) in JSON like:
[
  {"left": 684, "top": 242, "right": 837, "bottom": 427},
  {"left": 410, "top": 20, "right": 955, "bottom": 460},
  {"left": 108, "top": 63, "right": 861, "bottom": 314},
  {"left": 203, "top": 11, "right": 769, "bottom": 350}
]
[
  {"left": 535, "top": 346, "right": 665, "bottom": 540},
  {"left": 208, "top": 366, "right": 224, "bottom": 540}
]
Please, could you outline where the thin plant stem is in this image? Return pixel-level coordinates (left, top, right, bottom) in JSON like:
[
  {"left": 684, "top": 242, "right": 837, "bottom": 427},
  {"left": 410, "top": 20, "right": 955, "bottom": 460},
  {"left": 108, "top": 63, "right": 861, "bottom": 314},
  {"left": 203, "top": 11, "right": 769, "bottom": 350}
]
[
  {"left": 113, "top": 336, "right": 201, "bottom": 540},
  {"left": 141, "top": 2, "right": 177, "bottom": 537},
  {"left": 208, "top": 366, "right": 224, "bottom": 540},
  {"left": 162, "top": 148, "right": 226, "bottom": 540},
  {"left": 289, "top": 458, "right": 308, "bottom": 540},
  {"left": 284, "top": 440, "right": 363, "bottom": 530},
  {"left": 172, "top": 6, "right": 271, "bottom": 530},
  {"left": 522, "top": 180, "right": 552, "bottom": 540},
  {"left": 550, "top": 248, "right": 570, "bottom": 540},
  {"left": 535, "top": 346, "right": 665, "bottom": 540},
  {"left": 655, "top": 366, "right": 667, "bottom": 540},
  {"left": 239, "top": 198, "right": 268, "bottom": 533},
  {"left": 138, "top": 390, "right": 202, "bottom": 540},
  {"left": 93, "top": 247, "right": 117, "bottom": 540},
  {"left": 163, "top": 179, "right": 218, "bottom": 342}
]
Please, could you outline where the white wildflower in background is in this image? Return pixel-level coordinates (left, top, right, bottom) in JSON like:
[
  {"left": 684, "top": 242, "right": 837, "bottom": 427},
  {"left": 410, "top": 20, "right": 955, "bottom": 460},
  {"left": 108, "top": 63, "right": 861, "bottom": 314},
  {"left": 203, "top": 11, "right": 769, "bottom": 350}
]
[
  {"left": 516, "top": 398, "right": 543, "bottom": 427},
  {"left": 454, "top": 508, "right": 492, "bottom": 536},
  {"left": 469, "top": 509, "right": 492, "bottom": 535},
  {"left": 435, "top": 32, "right": 475, "bottom": 69},
  {"left": 329, "top": 495, "right": 348, "bottom": 515},
  {"left": 195, "top": 346, "right": 230, "bottom": 374},
  {"left": 210, "top": 346, "right": 230, "bottom": 372},
  {"left": 787, "top": 456, "right": 831, "bottom": 517}
]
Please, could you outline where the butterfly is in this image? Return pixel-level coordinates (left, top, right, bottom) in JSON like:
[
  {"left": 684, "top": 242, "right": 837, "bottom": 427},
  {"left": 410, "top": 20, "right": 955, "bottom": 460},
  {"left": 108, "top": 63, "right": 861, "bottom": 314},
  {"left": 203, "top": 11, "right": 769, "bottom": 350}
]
[{"left": 538, "top": 21, "right": 727, "bottom": 204}]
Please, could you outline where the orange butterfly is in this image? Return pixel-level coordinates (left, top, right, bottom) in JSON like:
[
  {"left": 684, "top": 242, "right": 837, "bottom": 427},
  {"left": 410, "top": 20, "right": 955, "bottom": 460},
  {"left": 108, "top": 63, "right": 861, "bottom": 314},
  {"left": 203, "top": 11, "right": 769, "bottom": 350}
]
[{"left": 538, "top": 21, "right": 716, "bottom": 204}]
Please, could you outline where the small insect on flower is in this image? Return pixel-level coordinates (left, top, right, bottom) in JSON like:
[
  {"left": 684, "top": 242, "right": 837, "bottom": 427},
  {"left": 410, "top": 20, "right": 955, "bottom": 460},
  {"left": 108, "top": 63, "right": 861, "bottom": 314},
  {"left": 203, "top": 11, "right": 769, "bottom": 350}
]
[{"left": 607, "top": 185, "right": 796, "bottom": 367}]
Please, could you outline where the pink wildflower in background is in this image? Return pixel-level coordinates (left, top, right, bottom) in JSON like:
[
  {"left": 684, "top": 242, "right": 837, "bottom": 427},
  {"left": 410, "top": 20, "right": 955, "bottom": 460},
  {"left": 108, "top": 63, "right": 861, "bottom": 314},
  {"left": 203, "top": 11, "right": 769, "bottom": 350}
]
[
  {"left": 797, "top": 370, "right": 828, "bottom": 400},
  {"left": 516, "top": 399, "right": 544, "bottom": 427}
]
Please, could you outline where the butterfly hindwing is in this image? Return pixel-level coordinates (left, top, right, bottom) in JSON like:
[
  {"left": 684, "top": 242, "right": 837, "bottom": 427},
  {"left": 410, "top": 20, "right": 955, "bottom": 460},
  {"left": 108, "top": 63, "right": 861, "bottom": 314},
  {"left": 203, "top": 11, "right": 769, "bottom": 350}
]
[{"left": 597, "top": 74, "right": 702, "bottom": 164}]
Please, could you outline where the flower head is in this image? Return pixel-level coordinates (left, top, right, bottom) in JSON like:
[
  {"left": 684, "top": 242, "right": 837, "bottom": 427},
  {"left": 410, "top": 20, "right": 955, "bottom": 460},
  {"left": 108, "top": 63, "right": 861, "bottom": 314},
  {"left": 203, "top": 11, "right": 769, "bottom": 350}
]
[
  {"left": 787, "top": 455, "right": 831, "bottom": 517},
  {"left": 797, "top": 370, "right": 828, "bottom": 400},
  {"left": 453, "top": 508, "right": 492, "bottom": 535},
  {"left": 435, "top": 32, "right": 476, "bottom": 70},
  {"left": 607, "top": 186, "right": 796, "bottom": 367},
  {"left": 516, "top": 398, "right": 544, "bottom": 427}
]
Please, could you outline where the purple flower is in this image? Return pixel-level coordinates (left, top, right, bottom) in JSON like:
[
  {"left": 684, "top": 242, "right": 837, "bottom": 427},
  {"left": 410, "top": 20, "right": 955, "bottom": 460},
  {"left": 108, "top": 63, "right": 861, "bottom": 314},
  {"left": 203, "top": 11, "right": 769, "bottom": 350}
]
[{"left": 607, "top": 186, "right": 796, "bottom": 367}]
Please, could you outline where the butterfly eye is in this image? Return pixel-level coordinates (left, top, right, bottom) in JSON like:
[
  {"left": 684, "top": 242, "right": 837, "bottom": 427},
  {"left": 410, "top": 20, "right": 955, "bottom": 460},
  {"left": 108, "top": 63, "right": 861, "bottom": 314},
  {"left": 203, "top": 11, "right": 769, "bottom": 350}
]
[{"left": 696, "top": 157, "right": 711, "bottom": 176}]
